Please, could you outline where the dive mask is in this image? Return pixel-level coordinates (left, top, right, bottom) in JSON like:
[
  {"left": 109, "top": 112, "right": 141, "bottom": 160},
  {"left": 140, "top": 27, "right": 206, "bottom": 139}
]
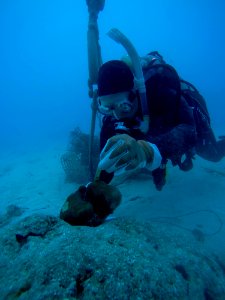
[{"left": 98, "top": 92, "right": 133, "bottom": 119}]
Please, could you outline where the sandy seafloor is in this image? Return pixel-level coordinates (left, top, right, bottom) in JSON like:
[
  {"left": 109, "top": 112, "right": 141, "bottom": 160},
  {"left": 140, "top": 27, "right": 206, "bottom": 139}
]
[
  {"left": 0, "top": 134, "right": 225, "bottom": 297},
  {"left": 1, "top": 135, "right": 225, "bottom": 256}
]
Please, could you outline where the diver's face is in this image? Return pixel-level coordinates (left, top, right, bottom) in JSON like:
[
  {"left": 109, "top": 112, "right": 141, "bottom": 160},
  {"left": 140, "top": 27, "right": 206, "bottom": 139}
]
[{"left": 98, "top": 91, "right": 138, "bottom": 120}]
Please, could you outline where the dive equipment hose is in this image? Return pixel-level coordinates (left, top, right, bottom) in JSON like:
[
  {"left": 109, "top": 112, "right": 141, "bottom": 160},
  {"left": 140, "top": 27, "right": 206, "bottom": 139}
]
[{"left": 107, "top": 28, "right": 150, "bottom": 133}]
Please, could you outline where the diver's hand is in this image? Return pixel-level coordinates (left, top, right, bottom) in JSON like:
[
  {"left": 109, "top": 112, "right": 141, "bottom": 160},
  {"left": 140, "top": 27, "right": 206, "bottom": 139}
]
[{"left": 98, "top": 134, "right": 161, "bottom": 176}]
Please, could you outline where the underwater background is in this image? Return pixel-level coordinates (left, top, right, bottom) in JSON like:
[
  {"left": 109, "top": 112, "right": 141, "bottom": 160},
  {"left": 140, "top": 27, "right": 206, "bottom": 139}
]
[
  {"left": 1, "top": 1, "right": 225, "bottom": 298},
  {"left": 1, "top": 0, "right": 225, "bottom": 151}
]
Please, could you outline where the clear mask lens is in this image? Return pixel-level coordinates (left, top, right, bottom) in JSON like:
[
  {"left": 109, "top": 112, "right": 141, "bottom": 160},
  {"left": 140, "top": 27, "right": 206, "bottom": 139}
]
[
  {"left": 98, "top": 92, "right": 132, "bottom": 118},
  {"left": 97, "top": 102, "right": 113, "bottom": 115}
]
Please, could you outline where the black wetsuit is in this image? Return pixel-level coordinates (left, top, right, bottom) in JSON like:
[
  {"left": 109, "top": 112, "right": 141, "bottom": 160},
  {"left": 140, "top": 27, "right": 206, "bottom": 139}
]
[
  {"left": 180, "top": 79, "right": 225, "bottom": 163},
  {"left": 99, "top": 63, "right": 225, "bottom": 190},
  {"left": 100, "top": 63, "right": 196, "bottom": 190},
  {"left": 196, "top": 133, "right": 225, "bottom": 162}
]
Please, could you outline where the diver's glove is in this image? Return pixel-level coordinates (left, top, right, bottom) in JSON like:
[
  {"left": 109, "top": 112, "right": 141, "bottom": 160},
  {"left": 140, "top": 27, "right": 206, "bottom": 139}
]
[{"left": 98, "top": 134, "right": 161, "bottom": 176}]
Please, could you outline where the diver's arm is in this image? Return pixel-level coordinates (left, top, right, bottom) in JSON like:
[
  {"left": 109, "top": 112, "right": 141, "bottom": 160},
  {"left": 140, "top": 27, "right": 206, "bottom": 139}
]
[{"left": 148, "top": 98, "right": 197, "bottom": 166}]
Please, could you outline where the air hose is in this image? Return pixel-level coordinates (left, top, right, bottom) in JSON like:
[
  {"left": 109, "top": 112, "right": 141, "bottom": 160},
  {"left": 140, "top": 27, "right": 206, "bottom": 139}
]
[{"left": 107, "top": 28, "right": 150, "bottom": 133}]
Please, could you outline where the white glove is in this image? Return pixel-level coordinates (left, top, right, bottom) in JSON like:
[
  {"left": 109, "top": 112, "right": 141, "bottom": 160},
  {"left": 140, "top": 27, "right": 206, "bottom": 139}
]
[{"left": 98, "top": 134, "right": 161, "bottom": 176}]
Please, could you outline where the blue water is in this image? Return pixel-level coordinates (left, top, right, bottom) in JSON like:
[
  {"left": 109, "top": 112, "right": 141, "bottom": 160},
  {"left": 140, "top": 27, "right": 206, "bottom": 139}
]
[
  {"left": 1, "top": 0, "right": 225, "bottom": 151},
  {"left": 1, "top": 2, "right": 225, "bottom": 297}
]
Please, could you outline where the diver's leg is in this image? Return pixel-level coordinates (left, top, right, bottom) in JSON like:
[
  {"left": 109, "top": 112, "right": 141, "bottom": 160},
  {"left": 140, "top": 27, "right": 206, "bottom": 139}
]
[
  {"left": 196, "top": 130, "right": 225, "bottom": 162},
  {"left": 215, "top": 137, "right": 225, "bottom": 160}
]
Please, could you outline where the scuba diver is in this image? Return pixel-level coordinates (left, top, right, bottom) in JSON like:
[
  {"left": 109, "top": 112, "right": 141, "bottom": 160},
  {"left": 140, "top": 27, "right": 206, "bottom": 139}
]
[
  {"left": 60, "top": 1, "right": 225, "bottom": 227},
  {"left": 96, "top": 51, "right": 225, "bottom": 190}
]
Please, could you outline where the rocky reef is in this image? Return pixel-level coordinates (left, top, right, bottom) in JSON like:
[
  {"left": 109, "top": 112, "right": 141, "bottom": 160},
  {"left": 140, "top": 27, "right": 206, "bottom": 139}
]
[{"left": 0, "top": 207, "right": 225, "bottom": 299}]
